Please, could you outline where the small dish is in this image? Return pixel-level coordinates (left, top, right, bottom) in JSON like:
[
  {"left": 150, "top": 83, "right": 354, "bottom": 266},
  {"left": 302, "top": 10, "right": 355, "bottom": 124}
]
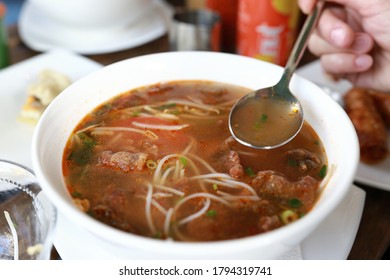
[
  {"left": 18, "top": 0, "right": 172, "bottom": 55},
  {"left": 0, "top": 49, "right": 102, "bottom": 168}
]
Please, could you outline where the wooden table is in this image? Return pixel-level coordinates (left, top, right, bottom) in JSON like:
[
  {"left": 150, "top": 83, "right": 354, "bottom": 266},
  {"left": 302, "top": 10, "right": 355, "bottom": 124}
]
[{"left": 6, "top": 25, "right": 390, "bottom": 260}]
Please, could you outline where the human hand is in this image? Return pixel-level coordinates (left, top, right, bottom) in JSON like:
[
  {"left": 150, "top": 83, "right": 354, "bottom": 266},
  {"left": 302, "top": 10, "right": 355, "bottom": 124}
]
[{"left": 298, "top": 0, "right": 390, "bottom": 91}]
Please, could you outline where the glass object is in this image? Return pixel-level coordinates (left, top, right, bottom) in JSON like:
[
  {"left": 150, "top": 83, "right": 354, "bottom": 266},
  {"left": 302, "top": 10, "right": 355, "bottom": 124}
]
[
  {"left": 0, "top": 159, "right": 57, "bottom": 260},
  {"left": 169, "top": 8, "right": 221, "bottom": 51}
]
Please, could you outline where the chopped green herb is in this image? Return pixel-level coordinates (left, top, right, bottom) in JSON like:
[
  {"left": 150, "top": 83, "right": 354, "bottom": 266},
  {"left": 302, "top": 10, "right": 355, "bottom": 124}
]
[
  {"left": 71, "top": 191, "right": 82, "bottom": 198},
  {"left": 254, "top": 114, "right": 268, "bottom": 129},
  {"left": 146, "top": 159, "right": 157, "bottom": 169},
  {"left": 179, "top": 157, "right": 188, "bottom": 167},
  {"left": 67, "top": 132, "right": 97, "bottom": 165},
  {"left": 156, "top": 103, "right": 177, "bottom": 111},
  {"left": 153, "top": 231, "right": 162, "bottom": 239},
  {"left": 288, "top": 198, "right": 302, "bottom": 208},
  {"left": 206, "top": 209, "right": 217, "bottom": 217},
  {"left": 280, "top": 210, "right": 298, "bottom": 224},
  {"left": 93, "top": 104, "right": 113, "bottom": 116},
  {"left": 245, "top": 167, "right": 256, "bottom": 177},
  {"left": 287, "top": 159, "right": 298, "bottom": 167},
  {"left": 213, "top": 184, "right": 219, "bottom": 190},
  {"left": 132, "top": 110, "right": 140, "bottom": 117},
  {"left": 319, "top": 165, "right": 327, "bottom": 179},
  {"left": 314, "top": 139, "right": 320, "bottom": 145},
  {"left": 170, "top": 110, "right": 181, "bottom": 115}
]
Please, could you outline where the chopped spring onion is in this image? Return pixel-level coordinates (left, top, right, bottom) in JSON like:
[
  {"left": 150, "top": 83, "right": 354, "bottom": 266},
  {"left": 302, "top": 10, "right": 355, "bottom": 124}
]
[
  {"left": 280, "top": 210, "right": 299, "bottom": 224},
  {"left": 213, "top": 184, "right": 219, "bottom": 190},
  {"left": 153, "top": 231, "right": 162, "bottom": 239},
  {"left": 156, "top": 103, "right": 177, "bottom": 111},
  {"left": 319, "top": 165, "right": 327, "bottom": 179},
  {"left": 206, "top": 209, "right": 217, "bottom": 218},
  {"left": 288, "top": 198, "right": 303, "bottom": 208},
  {"left": 244, "top": 167, "right": 256, "bottom": 177},
  {"left": 179, "top": 157, "right": 188, "bottom": 167},
  {"left": 132, "top": 110, "right": 141, "bottom": 117},
  {"left": 71, "top": 191, "right": 82, "bottom": 198},
  {"left": 287, "top": 159, "right": 298, "bottom": 167},
  {"left": 254, "top": 114, "right": 268, "bottom": 129},
  {"left": 146, "top": 159, "right": 157, "bottom": 169}
]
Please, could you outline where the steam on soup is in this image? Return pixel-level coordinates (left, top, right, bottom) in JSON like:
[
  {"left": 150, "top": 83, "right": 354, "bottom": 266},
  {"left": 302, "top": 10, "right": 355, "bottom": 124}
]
[{"left": 62, "top": 80, "right": 327, "bottom": 242}]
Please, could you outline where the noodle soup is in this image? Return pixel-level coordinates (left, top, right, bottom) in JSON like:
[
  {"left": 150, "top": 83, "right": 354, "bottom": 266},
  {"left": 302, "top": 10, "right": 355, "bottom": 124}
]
[{"left": 62, "top": 80, "right": 327, "bottom": 242}]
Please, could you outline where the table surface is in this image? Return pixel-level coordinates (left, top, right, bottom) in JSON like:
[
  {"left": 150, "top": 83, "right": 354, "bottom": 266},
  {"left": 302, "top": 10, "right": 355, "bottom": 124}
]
[{"left": 5, "top": 24, "right": 390, "bottom": 260}]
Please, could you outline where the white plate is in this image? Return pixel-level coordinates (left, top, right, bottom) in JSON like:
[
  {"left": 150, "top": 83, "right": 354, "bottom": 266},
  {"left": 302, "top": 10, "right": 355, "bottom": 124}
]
[
  {"left": 54, "top": 185, "right": 365, "bottom": 260},
  {"left": 0, "top": 49, "right": 103, "bottom": 168},
  {"left": 297, "top": 60, "right": 390, "bottom": 192},
  {"left": 18, "top": 0, "right": 172, "bottom": 55}
]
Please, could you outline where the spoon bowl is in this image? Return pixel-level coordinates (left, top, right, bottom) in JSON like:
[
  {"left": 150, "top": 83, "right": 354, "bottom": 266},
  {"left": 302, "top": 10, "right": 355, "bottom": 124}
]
[
  {"left": 229, "top": 1, "right": 324, "bottom": 149},
  {"left": 229, "top": 73, "right": 303, "bottom": 149}
]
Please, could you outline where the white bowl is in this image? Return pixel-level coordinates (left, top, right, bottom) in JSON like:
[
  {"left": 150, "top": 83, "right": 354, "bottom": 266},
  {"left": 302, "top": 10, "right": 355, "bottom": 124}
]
[
  {"left": 28, "top": 0, "right": 152, "bottom": 32},
  {"left": 32, "top": 52, "right": 359, "bottom": 259}
]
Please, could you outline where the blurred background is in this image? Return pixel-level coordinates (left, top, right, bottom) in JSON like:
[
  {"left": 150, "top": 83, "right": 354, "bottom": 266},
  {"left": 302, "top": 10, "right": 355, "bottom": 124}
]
[{"left": 3, "top": 0, "right": 24, "bottom": 25}]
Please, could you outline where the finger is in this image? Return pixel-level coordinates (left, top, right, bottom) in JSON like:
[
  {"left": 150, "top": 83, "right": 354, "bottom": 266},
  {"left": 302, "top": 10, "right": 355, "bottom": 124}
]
[
  {"left": 316, "top": 7, "right": 355, "bottom": 48},
  {"left": 298, "top": 0, "right": 317, "bottom": 14},
  {"left": 299, "top": 0, "right": 376, "bottom": 14},
  {"left": 308, "top": 31, "right": 374, "bottom": 55},
  {"left": 320, "top": 53, "right": 373, "bottom": 74}
]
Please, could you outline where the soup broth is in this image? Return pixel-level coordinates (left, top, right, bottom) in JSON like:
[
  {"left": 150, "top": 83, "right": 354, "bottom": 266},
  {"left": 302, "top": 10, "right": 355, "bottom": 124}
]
[{"left": 62, "top": 80, "right": 327, "bottom": 242}]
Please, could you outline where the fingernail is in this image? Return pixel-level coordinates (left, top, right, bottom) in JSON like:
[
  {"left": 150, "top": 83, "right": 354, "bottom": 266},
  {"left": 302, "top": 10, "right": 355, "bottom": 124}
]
[
  {"left": 355, "top": 55, "right": 373, "bottom": 69},
  {"left": 330, "top": 28, "right": 347, "bottom": 47}
]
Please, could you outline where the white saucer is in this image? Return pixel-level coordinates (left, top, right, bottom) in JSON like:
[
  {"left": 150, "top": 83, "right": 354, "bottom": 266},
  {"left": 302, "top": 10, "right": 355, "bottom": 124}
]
[
  {"left": 18, "top": 0, "right": 172, "bottom": 55},
  {"left": 54, "top": 186, "right": 365, "bottom": 260}
]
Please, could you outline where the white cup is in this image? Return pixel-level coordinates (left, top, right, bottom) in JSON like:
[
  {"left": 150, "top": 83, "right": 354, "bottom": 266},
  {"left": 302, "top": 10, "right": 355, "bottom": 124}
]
[{"left": 28, "top": 0, "right": 152, "bottom": 32}]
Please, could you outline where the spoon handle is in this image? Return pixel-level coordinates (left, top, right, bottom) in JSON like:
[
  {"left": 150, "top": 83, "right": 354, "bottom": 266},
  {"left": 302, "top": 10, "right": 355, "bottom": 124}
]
[{"left": 281, "top": 1, "right": 325, "bottom": 84}]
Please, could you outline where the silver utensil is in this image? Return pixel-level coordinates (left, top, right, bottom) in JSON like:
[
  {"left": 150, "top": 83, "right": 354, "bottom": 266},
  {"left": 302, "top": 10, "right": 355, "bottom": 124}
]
[{"left": 229, "top": 1, "right": 325, "bottom": 149}]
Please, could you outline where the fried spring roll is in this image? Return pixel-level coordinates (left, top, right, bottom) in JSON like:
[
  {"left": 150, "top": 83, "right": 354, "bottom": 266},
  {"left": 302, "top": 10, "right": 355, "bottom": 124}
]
[
  {"left": 368, "top": 90, "right": 390, "bottom": 128},
  {"left": 344, "top": 88, "right": 388, "bottom": 164}
]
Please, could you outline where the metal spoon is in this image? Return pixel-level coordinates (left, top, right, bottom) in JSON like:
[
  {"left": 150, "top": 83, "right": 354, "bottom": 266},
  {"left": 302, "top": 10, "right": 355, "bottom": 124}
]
[{"left": 229, "top": 1, "right": 325, "bottom": 149}]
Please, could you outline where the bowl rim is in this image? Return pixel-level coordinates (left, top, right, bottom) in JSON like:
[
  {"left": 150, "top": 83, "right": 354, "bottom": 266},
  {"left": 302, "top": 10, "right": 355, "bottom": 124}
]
[{"left": 31, "top": 51, "right": 359, "bottom": 257}]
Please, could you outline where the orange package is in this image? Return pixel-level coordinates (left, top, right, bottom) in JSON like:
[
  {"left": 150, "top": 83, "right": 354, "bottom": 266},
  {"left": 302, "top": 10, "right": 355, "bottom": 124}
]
[{"left": 237, "top": 0, "right": 300, "bottom": 66}]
